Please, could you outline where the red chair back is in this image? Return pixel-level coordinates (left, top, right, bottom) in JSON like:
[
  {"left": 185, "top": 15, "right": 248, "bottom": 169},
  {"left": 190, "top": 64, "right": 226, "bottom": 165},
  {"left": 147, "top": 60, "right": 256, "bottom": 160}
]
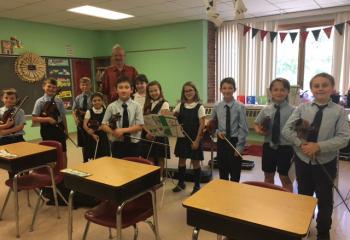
[
  {"left": 122, "top": 157, "right": 153, "bottom": 165},
  {"left": 36, "top": 141, "right": 65, "bottom": 175},
  {"left": 243, "top": 181, "right": 288, "bottom": 192}
]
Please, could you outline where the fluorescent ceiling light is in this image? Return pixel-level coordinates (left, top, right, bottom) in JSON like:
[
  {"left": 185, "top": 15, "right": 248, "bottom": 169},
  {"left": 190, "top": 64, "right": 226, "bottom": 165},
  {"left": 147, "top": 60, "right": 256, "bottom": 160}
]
[{"left": 67, "top": 5, "right": 133, "bottom": 20}]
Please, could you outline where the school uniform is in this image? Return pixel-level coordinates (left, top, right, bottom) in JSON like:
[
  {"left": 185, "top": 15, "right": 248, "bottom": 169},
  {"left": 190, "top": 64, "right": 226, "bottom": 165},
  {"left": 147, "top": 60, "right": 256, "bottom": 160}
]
[
  {"left": 84, "top": 107, "right": 110, "bottom": 159},
  {"left": 0, "top": 106, "right": 25, "bottom": 177},
  {"left": 133, "top": 92, "right": 146, "bottom": 110},
  {"left": 282, "top": 100, "right": 350, "bottom": 239},
  {"left": 0, "top": 106, "right": 26, "bottom": 145},
  {"left": 102, "top": 98, "right": 144, "bottom": 158},
  {"left": 255, "top": 101, "right": 295, "bottom": 176},
  {"left": 174, "top": 102, "right": 205, "bottom": 160},
  {"left": 211, "top": 98, "right": 249, "bottom": 182},
  {"left": 173, "top": 102, "right": 205, "bottom": 193},
  {"left": 143, "top": 99, "right": 170, "bottom": 160},
  {"left": 72, "top": 92, "right": 92, "bottom": 146},
  {"left": 32, "top": 94, "right": 67, "bottom": 152}
]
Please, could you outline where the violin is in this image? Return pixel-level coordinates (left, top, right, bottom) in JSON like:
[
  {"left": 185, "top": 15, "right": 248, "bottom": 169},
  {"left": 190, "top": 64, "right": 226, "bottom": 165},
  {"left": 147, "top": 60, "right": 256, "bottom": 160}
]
[
  {"left": 87, "top": 119, "right": 101, "bottom": 131},
  {"left": 41, "top": 88, "right": 62, "bottom": 122},
  {"left": 108, "top": 112, "right": 131, "bottom": 142},
  {"left": 108, "top": 112, "right": 121, "bottom": 130},
  {"left": 75, "top": 108, "right": 86, "bottom": 124},
  {"left": 205, "top": 117, "right": 218, "bottom": 135},
  {"left": 261, "top": 117, "right": 271, "bottom": 132},
  {"left": 294, "top": 118, "right": 314, "bottom": 140},
  {"left": 0, "top": 96, "right": 29, "bottom": 127}
]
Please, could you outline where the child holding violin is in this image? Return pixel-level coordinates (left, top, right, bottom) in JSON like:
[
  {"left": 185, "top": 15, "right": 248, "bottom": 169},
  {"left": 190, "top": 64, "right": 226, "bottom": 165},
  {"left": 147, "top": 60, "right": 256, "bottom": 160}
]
[
  {"left": 0, "top": 88, "right": 26, "bottom": 177},
  {"left": 72, "top": 77, "right": 92, "bottom": 162},
  {"left": 101, "top": 75, "right": 144, "bottom": 158},
  {"left": 32, "top": 78, "right": 68, "bottom": 152},
  {"left": 83, "top": 92, "right": 110, "bottom": 159},
  {"left": 0, "top": 88, "right": 26, "bottom": 144}
]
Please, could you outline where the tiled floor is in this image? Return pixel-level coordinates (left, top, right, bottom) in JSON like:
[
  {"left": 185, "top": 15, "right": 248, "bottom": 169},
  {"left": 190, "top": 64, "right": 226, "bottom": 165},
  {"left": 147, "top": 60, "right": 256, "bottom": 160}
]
[{"left": 0, "top": 136, "right": 349, "bottom": 240}]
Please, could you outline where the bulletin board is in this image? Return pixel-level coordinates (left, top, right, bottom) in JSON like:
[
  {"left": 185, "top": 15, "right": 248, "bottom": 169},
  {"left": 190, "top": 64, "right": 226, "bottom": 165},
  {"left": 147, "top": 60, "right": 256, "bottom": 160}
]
[
  {"left": 0, "top": 54, "right": 83, "bottom": 114},
  {"left": 0, "top": 55, "right": 43, "bottom": 115},
  {"left": 46, "top": 57, "right": 73, "bottom": 110}
]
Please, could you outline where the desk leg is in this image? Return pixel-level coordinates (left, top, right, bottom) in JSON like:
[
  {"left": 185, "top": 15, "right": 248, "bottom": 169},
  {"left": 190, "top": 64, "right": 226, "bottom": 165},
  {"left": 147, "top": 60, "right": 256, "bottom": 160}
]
[
  {"left": 13, "top": 175, "right": 20, "bottom": 238},
  {"left": 192, "top": 227, "right": 200, "bottom": 240},
  {"left": 68, "top": 190, "right": 75, "bottom": 240},
  {"left": 48, "top": 165, "right": 60, "bottom": 219},
  {"left": 151, "top": 190, "right": 161, "bottom": 240}
]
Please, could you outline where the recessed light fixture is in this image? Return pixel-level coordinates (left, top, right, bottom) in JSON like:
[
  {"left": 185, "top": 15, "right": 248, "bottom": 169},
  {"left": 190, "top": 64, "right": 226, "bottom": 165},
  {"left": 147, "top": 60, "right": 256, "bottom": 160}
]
[{"left": 67, "top": 5, "right": 133, "bottom": 20}]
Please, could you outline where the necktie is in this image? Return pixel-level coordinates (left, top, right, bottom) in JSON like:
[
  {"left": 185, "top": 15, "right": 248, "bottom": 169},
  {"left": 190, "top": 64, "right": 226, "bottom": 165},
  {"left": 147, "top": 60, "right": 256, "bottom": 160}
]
[
  {"left": 122, "top": 103, "right": 129, "bottom": 128},
  {"left": 307, "top": 104, "right": 327, "bottom": 142},
  {"left": 271, "top": 104, "right": 280, "bottom": 144},
  {"left": 82, "top": 95, "right": 88, "bottom": 111},
  {"left": 225, "top": 105, "right": 231, "bottom": 137}
]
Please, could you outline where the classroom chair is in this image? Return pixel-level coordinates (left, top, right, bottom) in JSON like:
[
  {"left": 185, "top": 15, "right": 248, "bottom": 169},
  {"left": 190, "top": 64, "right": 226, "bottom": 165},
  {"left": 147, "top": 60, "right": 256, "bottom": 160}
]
[
  {"left": 242, "top": 181, "right": 288, "bottom": 192},
  {"left": 82, "top": 156, "right": 161, "bottom": 240},
  {"left": 0, "top": 140, "right": 63, "bottom": 238}
]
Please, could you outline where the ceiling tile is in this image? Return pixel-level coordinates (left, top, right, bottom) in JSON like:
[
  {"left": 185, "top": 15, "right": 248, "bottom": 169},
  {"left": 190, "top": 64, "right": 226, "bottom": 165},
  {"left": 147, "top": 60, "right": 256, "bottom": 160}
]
[{"left": 0, "top": 0, "right": 350, "bottom": 31}]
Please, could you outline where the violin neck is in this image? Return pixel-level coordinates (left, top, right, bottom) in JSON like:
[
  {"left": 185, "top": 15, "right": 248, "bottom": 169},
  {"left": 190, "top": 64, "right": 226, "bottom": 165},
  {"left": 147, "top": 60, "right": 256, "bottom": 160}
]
[{"left": 11, "top": 96, "right": 29, "bottom": 120}]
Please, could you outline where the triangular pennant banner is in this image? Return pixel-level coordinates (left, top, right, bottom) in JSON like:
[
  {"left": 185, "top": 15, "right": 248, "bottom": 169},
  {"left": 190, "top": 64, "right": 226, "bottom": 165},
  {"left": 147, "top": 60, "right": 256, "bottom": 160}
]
[
  {"left": 243, "top": 25, "right": 251, "bottom": 36},
  {"left": 279, "top": 32, "right": 287, "bottom": 43},
  {"left": 301, "top": 31, "right": 309, "bottom": 42},
  {"left": 312, "top": 29, "right": 321, "bottom": 41},
  {"left": 323, "top": 26, "right": 332, "bottom": 39},
  {"left": 270, "top": 32, "right": 277, "bottom": 42},
  {"left": 260, "top": 30, "right": 268, "bottom": 41},
  {"left": 290, "top": 32, "right": 298, "bottom": 43},
  {"left": 335, "top": 23, "right": 345, "bottom": 35},
  {"left": 252, "top": 28, "right": 259, "bottom": 38}
]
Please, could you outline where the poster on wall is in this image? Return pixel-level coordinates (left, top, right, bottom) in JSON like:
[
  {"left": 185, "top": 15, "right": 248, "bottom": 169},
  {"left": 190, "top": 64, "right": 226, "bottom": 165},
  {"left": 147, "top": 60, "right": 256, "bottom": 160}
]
[
  {"left": 46, "top": 57, "right": 73, "bottom": 110},
  {"left": 1, "top": 40, "right": 13, "bottom": 54}
]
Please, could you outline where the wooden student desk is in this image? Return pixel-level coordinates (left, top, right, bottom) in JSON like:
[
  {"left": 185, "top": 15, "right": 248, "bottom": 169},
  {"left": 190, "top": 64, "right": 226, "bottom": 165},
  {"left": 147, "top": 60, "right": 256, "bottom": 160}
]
[
  {"left": 183, "top": 179, "right": 317, "bottom": 240},
  {"left": 0, "top": 142, "right": 57, "bottom": 238},
  {"left": 0, "top": 142, "right": 56, "bottom": 173},
  {"left": 63, "top": 157, "right": 161, "bottom": 240}
]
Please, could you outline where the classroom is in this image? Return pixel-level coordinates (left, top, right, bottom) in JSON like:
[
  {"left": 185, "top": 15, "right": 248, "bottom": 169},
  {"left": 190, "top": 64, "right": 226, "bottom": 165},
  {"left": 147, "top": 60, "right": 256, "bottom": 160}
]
[{"left": 0, "top": 0, "right": 350, "bottom": 240}]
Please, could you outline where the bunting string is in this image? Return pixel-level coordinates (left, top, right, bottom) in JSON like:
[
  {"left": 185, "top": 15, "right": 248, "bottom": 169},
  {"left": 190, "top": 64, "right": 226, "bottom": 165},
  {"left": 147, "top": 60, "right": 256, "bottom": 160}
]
[{"left": 241, "top": 20, "right": 350, "bottom": 43}]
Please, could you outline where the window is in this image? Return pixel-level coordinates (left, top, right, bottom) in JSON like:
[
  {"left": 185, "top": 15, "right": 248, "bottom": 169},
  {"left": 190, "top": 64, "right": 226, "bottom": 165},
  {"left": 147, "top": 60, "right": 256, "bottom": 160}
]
[
  {"left": 304, "top": 26, "right": 334, "bottom": 91},
  {"left": 276, "top": 29, "right": 300, "bottom": 85},
  {"left": 275, "top": 20, "right": 334, "bottom": 91}
]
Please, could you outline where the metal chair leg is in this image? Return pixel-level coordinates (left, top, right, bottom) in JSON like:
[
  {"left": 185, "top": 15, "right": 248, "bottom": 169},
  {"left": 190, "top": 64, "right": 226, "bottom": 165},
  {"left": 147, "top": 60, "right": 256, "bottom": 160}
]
[
  {"left": 108, "top": 227, "right": 113, "bottom": 239},
  {"left": 27, "top": 190, "right": 31, "bottom": 207},
  {"left": 47, "top": 166, "right": 60, "bottom": 219},
  {"left": 192, "top": 227, "right": 200, "bottom": 240},
  {"left": 116, "top": 205, "right": 123, "bottom": 240},
  {"left": 13, "top": 176, "right": 20, "bottom": 238},
  {"left": 0, "top": 189, "right": 11, "bottom": 220},
  {"left": 145, "top": 220, "right": 157, "bottom": 235},
  {"left": 82, "top": 221, "right": 90, "bottom": 240},
  {"left": 30, "top": 190, "right": 43, "bottom": 231},
  {"left": 150, "top": 191, "right": 160, "bottom": 240},
  {"left": 133, "top": 224, "right": 139, "bottom": 240},
  {"left": 68, "top": 190, "right": 75, "bottom": 240},
  {"left": 56, "top": 189, "right": 68, "bottom": 205}
]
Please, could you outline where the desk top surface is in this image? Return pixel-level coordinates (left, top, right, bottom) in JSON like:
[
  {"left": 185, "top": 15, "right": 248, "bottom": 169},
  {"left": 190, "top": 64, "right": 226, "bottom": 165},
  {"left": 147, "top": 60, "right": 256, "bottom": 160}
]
[
  {"left": 0, "top": 142, "right": 55, "bottom": 161},
  {"left": 63, "top": 157, "right": 160, "bottom": 187},
  {"left": 183, "top": 179, "right": 317, "bottom": 236}
]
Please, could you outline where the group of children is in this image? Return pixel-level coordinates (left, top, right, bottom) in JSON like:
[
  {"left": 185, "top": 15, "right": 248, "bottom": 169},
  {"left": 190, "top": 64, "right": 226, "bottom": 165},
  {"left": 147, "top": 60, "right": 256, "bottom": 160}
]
[
  {"left": 254, "top": 73, "right": 350, "bottom": 240},
  {"left": 0, "top": 72, "right": 349, "bottom": 240}
]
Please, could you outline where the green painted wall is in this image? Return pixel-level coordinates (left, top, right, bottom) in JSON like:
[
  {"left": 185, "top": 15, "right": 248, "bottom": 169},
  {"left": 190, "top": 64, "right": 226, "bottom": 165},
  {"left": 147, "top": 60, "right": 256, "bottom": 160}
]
[
  {"left": 98, "top": 20, "right": 208, "bottom": 105},
  {"left": 0, "top": 18, "right": 208, "bottom": 140},
  {"left": 0, "top": 18, "right": 100, "bottom": 58}
]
